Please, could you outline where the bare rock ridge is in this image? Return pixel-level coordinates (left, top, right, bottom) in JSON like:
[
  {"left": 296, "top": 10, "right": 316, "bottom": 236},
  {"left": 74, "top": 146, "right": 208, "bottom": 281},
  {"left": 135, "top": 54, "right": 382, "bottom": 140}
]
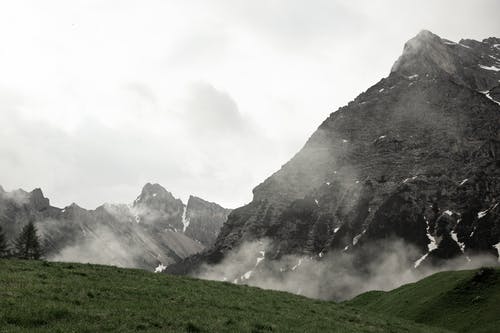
[
  {"left": 184, "top": 195, "right": 232, "bottom": 247},
  {"left": 0, "top": 183, "right": 230, "bottom": 270},
  {"left": 166, "top": 30, "right": 500, "bottom": 276}
]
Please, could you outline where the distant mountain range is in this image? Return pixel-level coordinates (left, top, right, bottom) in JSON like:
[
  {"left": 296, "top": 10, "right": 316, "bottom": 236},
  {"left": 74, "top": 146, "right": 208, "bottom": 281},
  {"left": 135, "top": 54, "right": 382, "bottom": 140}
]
[
  {"left": 167, "top": 31, "right": 500, "bottom": 294},
  {"left": 0, "top": 183, "right": 230, "bottom": 270}
]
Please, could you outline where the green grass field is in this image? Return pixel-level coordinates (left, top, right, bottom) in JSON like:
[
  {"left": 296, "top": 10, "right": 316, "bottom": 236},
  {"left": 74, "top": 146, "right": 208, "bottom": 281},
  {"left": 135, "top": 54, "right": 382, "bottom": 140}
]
[
  {"left": 347, "top": 267, "right": 500, "bottom": 333},
  {"left": 0, "top": 259, "right": 449, "bottom": 333}
]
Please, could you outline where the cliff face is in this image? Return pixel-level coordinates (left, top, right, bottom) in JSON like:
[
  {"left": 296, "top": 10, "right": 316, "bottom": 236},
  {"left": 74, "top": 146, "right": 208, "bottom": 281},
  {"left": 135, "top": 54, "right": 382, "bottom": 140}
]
[
  {"left": 167, "top": 31, "right": 500, "bottom": 275},
  {"left": 184, "top": 195, "right": 231, "bottom": 247}
]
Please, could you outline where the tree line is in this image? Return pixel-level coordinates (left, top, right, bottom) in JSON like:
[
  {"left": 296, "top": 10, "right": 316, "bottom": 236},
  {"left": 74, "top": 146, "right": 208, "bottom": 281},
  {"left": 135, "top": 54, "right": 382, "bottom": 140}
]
[{"left": 0, "top": 221, "right": 43, "bottom": 259}]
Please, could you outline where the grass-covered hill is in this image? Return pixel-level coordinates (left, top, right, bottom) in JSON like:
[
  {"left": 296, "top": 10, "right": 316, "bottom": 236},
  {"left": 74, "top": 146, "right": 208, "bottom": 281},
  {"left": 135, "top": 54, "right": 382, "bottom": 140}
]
[
  {"left": 347, "top": 267, "right": 500, "bottom": 333},
  {"left": 0, "top": 259, "right": 448, "bottom": 333}
]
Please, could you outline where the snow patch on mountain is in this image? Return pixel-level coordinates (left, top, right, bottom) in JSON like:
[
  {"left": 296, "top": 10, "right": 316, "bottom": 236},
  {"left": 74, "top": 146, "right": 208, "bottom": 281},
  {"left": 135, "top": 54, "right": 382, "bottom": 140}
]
[
  {"left": 256, "top": 251, "right": 265, "bottom": 266},
  {"left": 451, "top": 230, "right": 466, "bottom": 253},
  {"left": 243, "top": 270, "right": 253, "bottom": 280},
  {"left": 479, "top": 64, "right": 500, "bottom": 71},
  {"left": 427, "top": 217, "right": 438, "bottom": 251},
  {"left": 414, "top": 217, "right": 439, "bottom": 268},
  {"left": 478, "top": 202, "right": 499, "bottom": 219},
  {"left": 479, "top": 90, "right": 500, "bottom": 105},
  {"left": 353, "top": 230, "right": 366, "bottom": 246},
  {"left": 493, "top": 243, "right": 500, "bottom": 262},
  {"left": 403, "top": 176, "right": 418, "bottom": 183},
  {"left": 154, "top": 264, "right": 166, "bottom": 273},
  {"left": 414, "top": 254, "right": 429, "bottom": 268},
  {"left": 291, "top": 259, "right": 302, "bottom": 271},
  {"left": 181, "top": 205, "right": 190, "bottom": 232}
]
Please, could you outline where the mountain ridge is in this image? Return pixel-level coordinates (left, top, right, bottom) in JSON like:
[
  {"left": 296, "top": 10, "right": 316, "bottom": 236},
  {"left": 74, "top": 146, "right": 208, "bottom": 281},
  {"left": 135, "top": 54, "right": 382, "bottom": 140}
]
[{"left": 0, "top": 183, "right": 231, "bottom": 270}]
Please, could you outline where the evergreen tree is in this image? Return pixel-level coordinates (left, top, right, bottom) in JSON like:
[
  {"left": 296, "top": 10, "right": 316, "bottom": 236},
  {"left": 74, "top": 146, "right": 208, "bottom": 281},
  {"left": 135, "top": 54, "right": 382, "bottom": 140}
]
[
  {"left": 14, "top": 221, "right": 42, "bottom": 260},
  {"left": 0, "top": 225, "right": 9, "bottom": 258}
]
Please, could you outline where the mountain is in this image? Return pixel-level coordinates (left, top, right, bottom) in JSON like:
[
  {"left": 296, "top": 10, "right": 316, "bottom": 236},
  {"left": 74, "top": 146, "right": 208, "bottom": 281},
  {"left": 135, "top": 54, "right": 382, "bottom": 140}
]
[
  {"left": 167, "top": 31, "right": 500, "bottom": 283},
  {"left": 347, "top": 267, "right": 500, "bottom": 333},
  {"left": 0, "top": 183, "right": 230, "bottom": 270}
]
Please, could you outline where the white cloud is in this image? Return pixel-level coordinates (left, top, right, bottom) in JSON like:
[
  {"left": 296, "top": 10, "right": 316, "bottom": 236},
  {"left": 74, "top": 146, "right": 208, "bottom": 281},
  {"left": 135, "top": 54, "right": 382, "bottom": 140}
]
[{"left": 0, "top": 1, "right": 498, "bottom": 209}]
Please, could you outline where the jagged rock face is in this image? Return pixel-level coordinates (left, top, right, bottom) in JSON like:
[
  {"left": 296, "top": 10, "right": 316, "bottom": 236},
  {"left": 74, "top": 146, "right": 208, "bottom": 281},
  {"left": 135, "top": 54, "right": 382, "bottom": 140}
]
[
  {"left": 184, "top": 196, "right": 231, "bottom": 247},
  {"left": 132, "top": 182, "right": 185, "bottom": 231},
  {"left": 0, "top": 184, "right": 229, "bottom": 270},
  {"left": 168, "top": 31, "right": 500, "bottom": 274}
]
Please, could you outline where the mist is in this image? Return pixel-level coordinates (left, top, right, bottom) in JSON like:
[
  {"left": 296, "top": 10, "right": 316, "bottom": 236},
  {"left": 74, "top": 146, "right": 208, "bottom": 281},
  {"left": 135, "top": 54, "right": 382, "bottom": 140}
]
[
  {"left": 47, "top": 224, "right": 144, "bottom": 268},
  {"left": 36, "top": 203, "right": 204, "bottom": 270},
  {"left": 195, "top": 238, "right": 499, "bottom": 301}
]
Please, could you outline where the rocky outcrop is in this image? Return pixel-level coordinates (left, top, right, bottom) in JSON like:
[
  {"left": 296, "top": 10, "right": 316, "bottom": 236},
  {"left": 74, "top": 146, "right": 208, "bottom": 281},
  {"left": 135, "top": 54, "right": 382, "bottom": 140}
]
[
  {"left": 184, "top": 195, "right": 231, "bottom": 247},
  {"left": 132, "top": 183, "right": 185, "bottom": 231},
  {"left": 167, "top": 30, "right": 500, "bottom": 275}
]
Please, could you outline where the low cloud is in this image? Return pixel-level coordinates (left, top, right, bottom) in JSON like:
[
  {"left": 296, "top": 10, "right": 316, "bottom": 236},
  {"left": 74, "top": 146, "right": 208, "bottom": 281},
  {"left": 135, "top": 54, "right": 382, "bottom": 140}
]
[
  {"left": 1, "top": 189, "right": 30, "bottom": 206},
  {"left": 183, "top": 82, "right": 254, "bottom": 138},
  {"left": 196, "top": 238, "right": 499, "bottom": 301}
]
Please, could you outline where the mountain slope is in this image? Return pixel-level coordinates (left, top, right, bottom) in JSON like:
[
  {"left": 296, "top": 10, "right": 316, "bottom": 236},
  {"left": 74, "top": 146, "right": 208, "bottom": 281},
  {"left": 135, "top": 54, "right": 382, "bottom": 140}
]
[
  {"left": 167, "top": 31, "right": 500, "bottom": 290},
  {"left": 0, "top": 258, "right": 449, "bottom": 333},
  {"left": 0, "top": 183, "right": 230, "bottom": 270},
  {"left": 347, "top": 267, "right": 500, "bottom": 333}
]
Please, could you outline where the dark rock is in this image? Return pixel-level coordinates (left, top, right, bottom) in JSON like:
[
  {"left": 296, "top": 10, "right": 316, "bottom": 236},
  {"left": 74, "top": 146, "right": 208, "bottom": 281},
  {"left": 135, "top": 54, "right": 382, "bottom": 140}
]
[
  {"left": 168, "top": 30, "right": 500, "bottom": 276},
  {"left": 184, "top": 195, "right": 231, "bottom": 247}
]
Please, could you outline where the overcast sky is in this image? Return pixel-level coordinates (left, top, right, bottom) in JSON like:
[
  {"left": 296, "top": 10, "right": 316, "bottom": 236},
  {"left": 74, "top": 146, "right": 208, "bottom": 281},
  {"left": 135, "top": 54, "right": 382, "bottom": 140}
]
[{"left": 0, "top": 1, "right": 499, "bottom": 209}]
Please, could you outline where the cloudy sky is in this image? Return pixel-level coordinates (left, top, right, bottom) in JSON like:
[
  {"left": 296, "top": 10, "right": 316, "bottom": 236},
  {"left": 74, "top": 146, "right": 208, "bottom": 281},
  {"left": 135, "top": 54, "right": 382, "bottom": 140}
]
[{"left": 1, "top": 1, "right": 499, "bottom": 209}]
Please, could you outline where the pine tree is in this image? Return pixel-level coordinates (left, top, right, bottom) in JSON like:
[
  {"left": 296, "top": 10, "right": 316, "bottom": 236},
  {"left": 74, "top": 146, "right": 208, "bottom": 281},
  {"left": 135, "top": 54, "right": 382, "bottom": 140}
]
[
  {"left": 0, "top": 225, "right": 9, "bottom": 258},
  {"left": 14, "top": 221, "right": 42, "bottom": 260}
]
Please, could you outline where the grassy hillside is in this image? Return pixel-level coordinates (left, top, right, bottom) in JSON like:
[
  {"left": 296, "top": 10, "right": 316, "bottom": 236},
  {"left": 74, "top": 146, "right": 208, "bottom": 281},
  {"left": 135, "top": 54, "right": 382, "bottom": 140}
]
[
  {"left": 347, "top": 267, "right": 500, "bottom": 333},
  {"left": 0, "top": 259, "right": 447, "bottom": 333}
]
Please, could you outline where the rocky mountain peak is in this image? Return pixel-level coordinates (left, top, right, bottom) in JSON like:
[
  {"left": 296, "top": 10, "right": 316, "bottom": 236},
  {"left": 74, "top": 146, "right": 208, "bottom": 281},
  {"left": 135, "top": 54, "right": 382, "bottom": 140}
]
[
  {"left": 29, "top": 188, "right": 50, "bottom": 211},
  {"left": 132, "top": 183, "right": 185, "bottom": 230},
  {"left": 62, "top": 203, "right": 89, "bottom": 217},
  {"left": 134, "top": 182, "right": 179, "bottom": 207},
  {"left": 391, "top": 29, "right": 457, "bottom": 76},
  {"left": 391, "top": 30, "right": 500, "bottom": 92},
  {"left": 405, "top": 29, "right": 443, "bottom": 51}
]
